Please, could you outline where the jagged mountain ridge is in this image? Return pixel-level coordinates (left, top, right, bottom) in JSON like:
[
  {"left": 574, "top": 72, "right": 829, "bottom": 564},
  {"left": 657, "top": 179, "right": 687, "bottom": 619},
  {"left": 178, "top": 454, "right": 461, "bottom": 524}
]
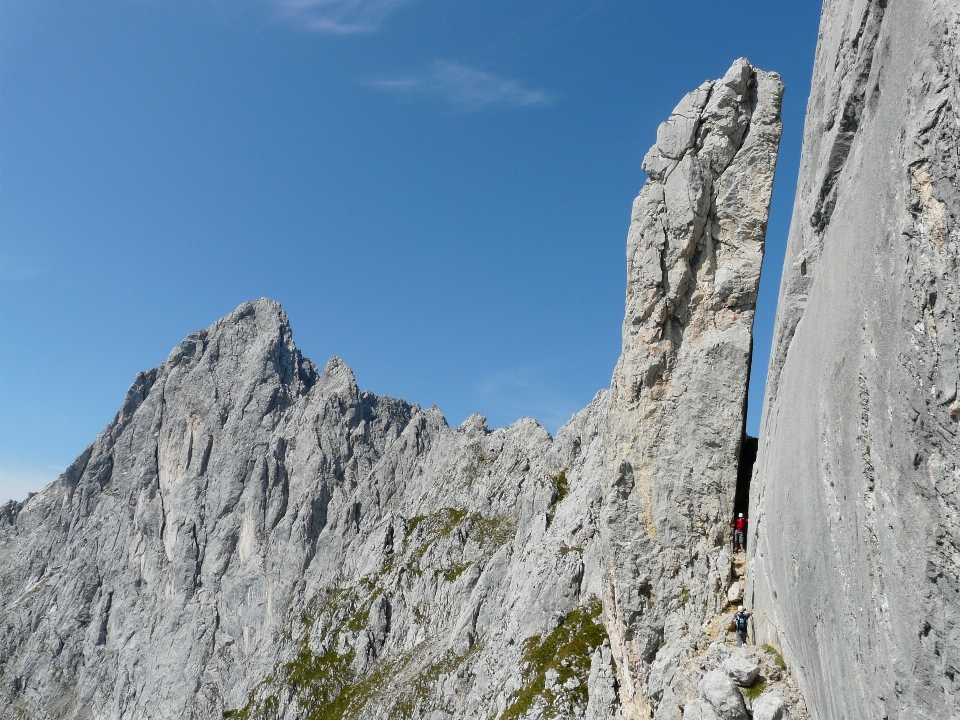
[{"left": 1, "top": 298, "right": 617, "bottom": 718}]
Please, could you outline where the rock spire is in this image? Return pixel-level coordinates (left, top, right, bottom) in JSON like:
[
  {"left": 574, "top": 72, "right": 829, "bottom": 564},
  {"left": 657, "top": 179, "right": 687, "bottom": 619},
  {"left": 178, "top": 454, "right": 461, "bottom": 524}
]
[{"left": 602, "top": 58, "right": 784, "bottom": 719}]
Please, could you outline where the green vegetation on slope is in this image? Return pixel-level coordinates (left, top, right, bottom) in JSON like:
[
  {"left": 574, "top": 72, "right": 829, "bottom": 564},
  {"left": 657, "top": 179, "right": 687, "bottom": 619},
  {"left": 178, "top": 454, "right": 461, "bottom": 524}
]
[
  {"left": 223, "top": 588, "right": 379, "bottom": 720},
  {"left": 222, "top": 503, "right": 520, "bottom": 720},
  {"left": 500, "top": 597, "right": 607, "bottom": 720},
  {"left": 545, "top": 471, "right": 569, "bottom": 528},
  {"left": 762, "top": 644, "right": 787, "bottom": 670},
  {"left": 741, "top": 679, "right": 768, "bottom": 700}
]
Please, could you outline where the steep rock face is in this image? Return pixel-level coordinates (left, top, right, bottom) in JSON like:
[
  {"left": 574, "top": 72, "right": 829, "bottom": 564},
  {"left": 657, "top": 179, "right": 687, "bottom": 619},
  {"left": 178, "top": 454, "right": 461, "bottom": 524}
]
[
  {"left": 0, "top": 299, "right": 613, "bottom": 719},
  {"left": 602, "top": 59, "right": 784, "bottom": 719},
  {"left": 747, "top": 2, "right": 960, "bottom": 719}
]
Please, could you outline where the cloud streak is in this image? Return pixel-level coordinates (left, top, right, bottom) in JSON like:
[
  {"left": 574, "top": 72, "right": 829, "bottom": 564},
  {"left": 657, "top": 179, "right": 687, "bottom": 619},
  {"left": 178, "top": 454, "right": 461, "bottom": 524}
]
[
  {"left": 266, "top": 0, "right": 415, "bottom": 34},
  {"left": 367, "top": 60, "right": 554, "bottom": 111}
]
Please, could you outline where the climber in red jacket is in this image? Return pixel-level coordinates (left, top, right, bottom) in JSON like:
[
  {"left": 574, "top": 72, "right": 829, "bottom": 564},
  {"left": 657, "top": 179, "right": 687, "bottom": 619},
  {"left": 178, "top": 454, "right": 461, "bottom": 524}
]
[{"left": 732, "top": 513, "right": 748, "bottom": 552}]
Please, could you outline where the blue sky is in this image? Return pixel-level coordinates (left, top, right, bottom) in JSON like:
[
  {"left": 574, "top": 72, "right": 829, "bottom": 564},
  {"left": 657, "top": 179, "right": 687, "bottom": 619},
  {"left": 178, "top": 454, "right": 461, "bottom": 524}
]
[{"left": 0, "top": 0, "right": 822, "bottom": 503}]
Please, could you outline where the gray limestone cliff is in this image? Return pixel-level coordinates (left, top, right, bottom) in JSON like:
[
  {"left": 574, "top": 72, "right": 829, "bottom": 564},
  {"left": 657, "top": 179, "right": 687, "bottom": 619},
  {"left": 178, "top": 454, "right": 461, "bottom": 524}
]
[
  {"left": 0, "top": 59, "right": 788, "bottom": 720},
  {"left": 602, "top": 58, "right": 783, "bottom": 720},
  {"left": 747, "top": 2, "right": 960, "bottom": 719}
]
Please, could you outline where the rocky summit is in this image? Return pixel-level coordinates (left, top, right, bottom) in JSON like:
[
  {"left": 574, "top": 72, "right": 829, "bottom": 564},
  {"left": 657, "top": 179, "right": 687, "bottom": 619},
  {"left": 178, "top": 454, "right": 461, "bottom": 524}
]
[{"left": 1, "top": 1, "right": 958, "bottom": 718}]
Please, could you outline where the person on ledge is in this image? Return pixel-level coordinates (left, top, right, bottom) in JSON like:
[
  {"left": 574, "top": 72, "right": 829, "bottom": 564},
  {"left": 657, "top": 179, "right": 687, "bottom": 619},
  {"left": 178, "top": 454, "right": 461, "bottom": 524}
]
[
  {"left": 733, "top": 606, "right": 752, "bottom": 647},
  {"left": 732, "top": 512, "right": 748, "bottom": 552}
]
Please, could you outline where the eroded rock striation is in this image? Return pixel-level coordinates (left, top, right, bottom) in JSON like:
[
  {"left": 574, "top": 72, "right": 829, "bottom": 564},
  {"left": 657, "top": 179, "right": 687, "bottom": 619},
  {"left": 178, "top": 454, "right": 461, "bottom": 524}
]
[
  {"left": 748, "top": 2, "right": 960, "bottom": 719},
  {"left": 602, "top": 58, "right": 783, "bottom": 719}
]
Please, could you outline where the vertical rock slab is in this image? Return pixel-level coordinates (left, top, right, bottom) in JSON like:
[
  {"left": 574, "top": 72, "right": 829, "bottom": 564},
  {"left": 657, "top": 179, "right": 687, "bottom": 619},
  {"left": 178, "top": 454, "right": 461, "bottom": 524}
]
[
  {"left": 748, "top": 2, "right": 960, "bottom": 719},
  {"left": 602, "top": 59, "right": 784, "bottom": 719}
]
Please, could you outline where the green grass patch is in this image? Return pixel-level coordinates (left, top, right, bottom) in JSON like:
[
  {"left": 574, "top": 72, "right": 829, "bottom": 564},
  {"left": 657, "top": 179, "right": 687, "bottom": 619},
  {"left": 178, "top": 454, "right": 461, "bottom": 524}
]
[
  {"left": 405, "top": 507, "right": 468, "bottom": 574},
  {"left": 404, "top": 508, "right": 514, "bottom": 575},
  {"left": 437, "top": 508, "right": 468, "bottom": 536},
  {"left": 762, "top": 644, "right": 786, "bottom": 670},
  {"left": 407, "top": 514, "right": 428, "bottom": 535},
  {"left": 553, "top": 471, "right": 569, "bottom": 505},
  {"left": 463, "top": 443, "right": 499, "bottom": 483},
  {"left": 470, "top": 513, "right": 516, "bottom": 548},
  {"left": 741, "top": 679, "right": 767, "bottom": 700},
  {"left": 223, "top": 586, "right": 391, "bottom": 720},
  {"left": 441, "top": 562, "right": 471, "bottom": 583},
  {"left": 500, "top": 597, "right": 607, "bottom": 720},
  {"left": 545, "top": 471, "right": 570, "bottom": 528}
]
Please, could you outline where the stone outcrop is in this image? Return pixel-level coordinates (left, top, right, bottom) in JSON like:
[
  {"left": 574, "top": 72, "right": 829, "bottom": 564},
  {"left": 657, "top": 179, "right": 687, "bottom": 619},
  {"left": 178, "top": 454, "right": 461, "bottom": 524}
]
[
  {"left": 747, "top": 1, "right": 960, "bottom": 719},
  {"left": 676, "top": 642, "right": 808, "bottom": 720},
  {"left": 698, "top": 669, "right": 748, "bottom": 720},
  {"left": 601, "top": 58, "right": 783, "bottom": 719},
  {"left": 722, "top": 652, "right": 760, "bottom": 687}
]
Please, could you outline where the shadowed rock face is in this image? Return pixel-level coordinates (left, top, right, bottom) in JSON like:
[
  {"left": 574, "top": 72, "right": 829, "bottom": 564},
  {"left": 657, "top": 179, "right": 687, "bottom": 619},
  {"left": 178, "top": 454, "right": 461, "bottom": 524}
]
[
  {"left": 602, "top": 58, "right": 784, "bottom": 719},
  {"left": 747, "top": 2, "right": 960, "bottom": 719}
]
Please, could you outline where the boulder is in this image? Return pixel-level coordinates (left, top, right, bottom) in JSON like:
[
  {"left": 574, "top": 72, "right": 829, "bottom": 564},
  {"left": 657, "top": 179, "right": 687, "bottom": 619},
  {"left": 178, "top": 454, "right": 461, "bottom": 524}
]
[
  {"left": 706, "top": 641, "right": 731, "bottom": 665},
  {"left": 699, "top": 669, "right": 748, "bottom": 720},
  {"left": 723, "top": 651, "right": 761, "bottom": 686},
  {"left": 752, "top": 691, "right": 785, "bottom": 720},
  {"left": 683, "top": 698, "right": 720, "bottom": 720}
]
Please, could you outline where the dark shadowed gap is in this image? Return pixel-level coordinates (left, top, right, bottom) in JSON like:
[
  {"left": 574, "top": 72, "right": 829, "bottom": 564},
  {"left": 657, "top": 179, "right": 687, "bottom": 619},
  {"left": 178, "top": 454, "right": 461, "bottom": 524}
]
[
  {"left": 734, "top": 435, "right": 758, "bottom": 520},
  {"left": 733, "top": 334, "right": 758, "bottom": 529}
]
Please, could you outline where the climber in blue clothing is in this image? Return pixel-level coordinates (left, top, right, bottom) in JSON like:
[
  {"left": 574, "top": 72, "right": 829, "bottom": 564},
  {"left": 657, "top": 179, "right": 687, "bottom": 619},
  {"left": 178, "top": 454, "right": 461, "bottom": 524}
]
[{"left": 733, "top": 606, "right": 752, "bottom": 647}]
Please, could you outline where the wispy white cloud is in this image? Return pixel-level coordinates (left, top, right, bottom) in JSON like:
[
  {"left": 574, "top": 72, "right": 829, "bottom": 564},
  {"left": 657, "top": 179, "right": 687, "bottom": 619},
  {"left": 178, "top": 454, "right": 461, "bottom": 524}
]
[
  {"left": 265, "top": 0, "right": 415, "bottom": 34},
  {"left": 367, "top": 60, "right": 555, "bottom": 111}
]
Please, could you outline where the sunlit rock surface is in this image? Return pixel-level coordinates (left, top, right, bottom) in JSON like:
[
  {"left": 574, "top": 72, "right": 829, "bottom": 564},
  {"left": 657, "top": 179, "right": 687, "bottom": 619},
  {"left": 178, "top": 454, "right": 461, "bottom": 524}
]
[
  {"left": 0, "top": 59, "right": 787, "bottom": 720},
  {"left": 748, "top": 1, "right": 960, "bottom": 719}
]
